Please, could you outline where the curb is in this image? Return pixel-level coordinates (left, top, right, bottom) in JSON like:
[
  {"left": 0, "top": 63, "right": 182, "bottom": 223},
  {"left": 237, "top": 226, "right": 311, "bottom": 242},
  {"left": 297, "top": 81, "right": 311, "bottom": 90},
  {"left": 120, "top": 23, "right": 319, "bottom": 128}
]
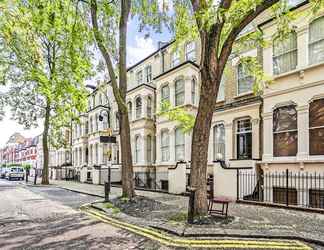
[
  {"left": 81, "top": 205, "right": 311, "bottom": 250},
  {"left": 89, "top": 202, "right": 324, "bottom": 248},
  {"left": 56, "top": 186, "right": 105, "bottom": 198}
]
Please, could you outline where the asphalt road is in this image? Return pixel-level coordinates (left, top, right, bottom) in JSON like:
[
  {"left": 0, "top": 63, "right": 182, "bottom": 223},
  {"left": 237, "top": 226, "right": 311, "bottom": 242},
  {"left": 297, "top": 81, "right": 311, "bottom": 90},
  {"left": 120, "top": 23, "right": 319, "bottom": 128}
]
[{"left": 0, "top": 179, "right": 170, "bottom": 250}]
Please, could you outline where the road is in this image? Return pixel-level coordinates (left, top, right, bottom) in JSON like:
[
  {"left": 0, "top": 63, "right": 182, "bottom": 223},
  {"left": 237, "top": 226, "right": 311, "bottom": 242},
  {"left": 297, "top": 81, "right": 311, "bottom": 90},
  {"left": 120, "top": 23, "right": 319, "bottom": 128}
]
[{"left": 0, "top": 179, "right": 170, "bottom": 250}]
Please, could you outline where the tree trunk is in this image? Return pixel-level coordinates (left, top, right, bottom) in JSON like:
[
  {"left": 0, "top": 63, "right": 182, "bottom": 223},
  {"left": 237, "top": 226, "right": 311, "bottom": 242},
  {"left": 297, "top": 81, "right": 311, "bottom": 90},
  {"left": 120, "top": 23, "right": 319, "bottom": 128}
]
[
  {"left": 41, "top": 101, "right": 51, "bottom": 185},
  {"left": 190, "top": 72, "right": 219, "bottom": 216},
  {"left": 118, "top": 0, "right": 134, "bottom": 198}
]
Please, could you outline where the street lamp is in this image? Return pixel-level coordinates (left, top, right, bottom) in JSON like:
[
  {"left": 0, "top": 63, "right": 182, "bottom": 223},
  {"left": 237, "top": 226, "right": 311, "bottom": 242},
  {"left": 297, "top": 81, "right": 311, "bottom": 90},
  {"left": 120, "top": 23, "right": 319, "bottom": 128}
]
[{"left": 86, "top": 83, "right": 115, "bottom": 202}]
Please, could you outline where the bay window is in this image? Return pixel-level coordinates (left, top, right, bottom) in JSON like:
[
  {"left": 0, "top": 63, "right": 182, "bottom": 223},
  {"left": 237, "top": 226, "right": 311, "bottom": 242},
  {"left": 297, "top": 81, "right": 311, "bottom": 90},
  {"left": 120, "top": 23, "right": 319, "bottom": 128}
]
[
  {"left": 273, "top": 32, "right": 297, "bottom": 75},
  {"left": 273, "top": 105, "right": 298, "bottom": 157},
  {"left": 135, "top": 97, "right": 142, "bottom": 119},
  {"left": 161, "top": 85, "right": 170, "bottom": 104},
  {"left": 309, "top": 99, "right": 324, "bottom": 155}
]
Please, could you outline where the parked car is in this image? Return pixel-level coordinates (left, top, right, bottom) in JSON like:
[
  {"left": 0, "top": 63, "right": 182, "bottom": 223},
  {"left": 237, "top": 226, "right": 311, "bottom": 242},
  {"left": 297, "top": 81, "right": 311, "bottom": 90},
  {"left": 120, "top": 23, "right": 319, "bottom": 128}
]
[
  {"left": 5, "top": 167, "right": 24, "bottom": 181},
  {"left": 0, "top": 167, "right": 10, "bottom": 179}
]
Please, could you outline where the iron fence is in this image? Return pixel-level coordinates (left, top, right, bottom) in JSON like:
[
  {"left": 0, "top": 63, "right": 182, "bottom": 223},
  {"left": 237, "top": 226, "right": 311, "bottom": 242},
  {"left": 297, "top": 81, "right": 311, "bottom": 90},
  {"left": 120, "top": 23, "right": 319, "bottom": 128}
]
[{"left": 237, "top": 169, "right": 324, "bottom": 209}]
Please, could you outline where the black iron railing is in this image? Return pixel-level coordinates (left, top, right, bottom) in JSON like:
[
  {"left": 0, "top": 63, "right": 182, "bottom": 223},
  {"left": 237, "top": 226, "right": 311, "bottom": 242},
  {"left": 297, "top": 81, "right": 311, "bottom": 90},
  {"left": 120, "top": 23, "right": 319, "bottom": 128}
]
[{"left": 237, "top": 169, "right": 324, "bottom": 209}]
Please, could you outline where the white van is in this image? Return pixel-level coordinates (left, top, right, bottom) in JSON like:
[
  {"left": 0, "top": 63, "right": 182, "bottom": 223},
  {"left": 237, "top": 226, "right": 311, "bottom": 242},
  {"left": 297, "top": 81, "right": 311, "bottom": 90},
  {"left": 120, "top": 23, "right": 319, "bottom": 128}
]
[{"left": 5, "top": 167, "right": 24, "bottom": 181}]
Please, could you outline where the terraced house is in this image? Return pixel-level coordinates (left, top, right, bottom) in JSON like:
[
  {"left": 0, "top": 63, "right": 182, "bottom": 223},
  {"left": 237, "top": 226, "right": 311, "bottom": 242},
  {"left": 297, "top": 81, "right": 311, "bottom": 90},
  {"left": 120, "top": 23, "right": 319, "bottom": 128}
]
[{"left": 48, "top": 1, "right": 324, "bottom": 210}]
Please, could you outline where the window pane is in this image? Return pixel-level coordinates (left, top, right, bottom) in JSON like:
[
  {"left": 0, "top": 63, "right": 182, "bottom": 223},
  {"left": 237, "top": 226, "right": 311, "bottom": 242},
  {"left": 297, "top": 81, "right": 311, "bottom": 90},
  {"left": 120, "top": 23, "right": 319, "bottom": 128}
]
[
  {"left": 309, "top": 99, "right": 324, "bottom": 128},
  {"left": 136, "top": 98, "right": 142, "bottom": 119},
  {"left": 309, "top": 17, "right": 324, "bottom": 64},
  {"left": 273, "top": 33, "right": 297, "bottom": 56},
  {"left": 237, "top": 119, "right": 252, "bottom": 133},
  {"left": 273, "top": 131, "right": 298, "bottom": 157},
  {"left": 161, "top": 85, "right": 170, "bottom": 103},
  {"left": 237, "top": 132, "right": 252, "bottom": 159},
  {"left": 310, "top": 128, "right": 324, "bottom": 155},
  {"left": 175, "top": 80, "right": 185, "bottom": 106},
  {"left": 175, "top": 128, "right": 185, "bottom": 161},
  {"left": 238, "top": 64, "right": 253, "bottom": 95},
  {"left": 273, "top": 51, "right": 297, "bottom": 75},
  {"left": 186, "top": 42, "right": 196, "bottom": 61},
  {"left": 273, "top": 106, "right": 297, "bottom": 132},
  {"left": 213, "top": 124, "right": 225, "bottom": 160},
  {"left": 145, "top": 65, "right": 152, "bottom": 83}
]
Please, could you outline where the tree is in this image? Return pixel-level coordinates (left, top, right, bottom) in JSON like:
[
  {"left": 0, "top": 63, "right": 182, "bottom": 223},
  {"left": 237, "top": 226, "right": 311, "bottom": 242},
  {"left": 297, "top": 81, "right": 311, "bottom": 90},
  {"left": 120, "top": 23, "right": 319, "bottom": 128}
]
[
  {"left": 170, "top": 0, "right": 324, "bottom": 216},
  {"left": 0, "top": 0, "right": 92, "bottom": 185},
  {"left": 87, "top": 0, "right": 166, "bottom": 198}
]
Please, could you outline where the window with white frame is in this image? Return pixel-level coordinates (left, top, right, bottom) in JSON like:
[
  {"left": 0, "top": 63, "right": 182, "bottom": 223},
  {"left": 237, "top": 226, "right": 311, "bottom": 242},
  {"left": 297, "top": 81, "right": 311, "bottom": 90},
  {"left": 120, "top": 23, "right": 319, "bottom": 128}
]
[
  {"left": 273, "top": 32, "right": 297, "bottom": 75},
  {"left": 236, "top": 119, "right": 252, "bottom": 159},
  {"left": 185, "top": 42, "right": 196, "bottom": 61},
  {"left": 273, "top": 105, "right": 297, "bottom": 157},
  {"left": 135, "top": 135, "right": 141, "bottom": 163},
  {"left": 161, "top": 85, "right": 170, "bottom": 104},
  {"left": 213, "top": 123, "right": 225, "bottom": 161},
  {"left": 309, "top": 99, "right": 324, "bottom": 155},
  {"left": 136, "top": 97, "right": 142, "bottom": 119},
  {"left": 127, "top": 101, "right": 132, "bottom": 121},
  {"left": 217, "top": 76, "right": 225, "bottom": 102},
  {"left": 145, "top": 65, "right": 152, "bottom": 83},
  {"left": 309, "top": 16, "right": 324, "bottom": 65},
  {"left": 95, "top": 114, "right": 99, "bottom": 131},
  {"left": 175, "top": 79, "right": 185, "bottom": 106},
  {"left": 147, "top": 135, "right": 152, "bottom": 163},
  {"left": 136, "top": 70, "right": 143, "bottom": 85},
  {"left": 175, "top": 128, "right": 185, "bottom": 161},
  {"left": 161, "top": 130, "right": 170, "bottom": 162},
  {"left": 147, "top": 96, "right": 152, "bottom": 118},
  {"left": 237, "top": 63, "right": 254, "bottom": 95},
  {"left": 171, "top": 49, "right": 180, "bottom": 67},
  {"left": 191, "top": 78, "right": 196, "bottom": 105}
]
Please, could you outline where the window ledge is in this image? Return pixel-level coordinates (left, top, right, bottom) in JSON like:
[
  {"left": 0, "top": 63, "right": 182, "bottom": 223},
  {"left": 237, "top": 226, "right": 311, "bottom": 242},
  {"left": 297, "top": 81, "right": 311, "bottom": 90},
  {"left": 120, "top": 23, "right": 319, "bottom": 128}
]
[
  {"left": 273, "top": 61, "right": 324, "bottom": 80},
  {"left": 234, "top": 91, "right": 254, "bottom": 99}
]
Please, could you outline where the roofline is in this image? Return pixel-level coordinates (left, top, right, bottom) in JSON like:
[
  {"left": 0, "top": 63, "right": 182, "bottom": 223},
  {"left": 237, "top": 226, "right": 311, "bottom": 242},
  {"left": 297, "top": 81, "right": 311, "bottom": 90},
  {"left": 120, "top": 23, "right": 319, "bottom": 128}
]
[
  {"left": 258, "top": 0, "right": 309, "bottom": 28},
  {"left": 153, "top": 60, "right": 199, "bottom": 81}
]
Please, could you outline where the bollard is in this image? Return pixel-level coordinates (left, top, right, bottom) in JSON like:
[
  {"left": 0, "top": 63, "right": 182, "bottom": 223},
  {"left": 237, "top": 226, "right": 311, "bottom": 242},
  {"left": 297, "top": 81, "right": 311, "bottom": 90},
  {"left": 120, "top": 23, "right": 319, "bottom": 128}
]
[
  {"left": 34, "top": 172, "right": 37, "bottom": 185},
  {"left": 187, "top": 187, "right": 196, "bottom": 224}
]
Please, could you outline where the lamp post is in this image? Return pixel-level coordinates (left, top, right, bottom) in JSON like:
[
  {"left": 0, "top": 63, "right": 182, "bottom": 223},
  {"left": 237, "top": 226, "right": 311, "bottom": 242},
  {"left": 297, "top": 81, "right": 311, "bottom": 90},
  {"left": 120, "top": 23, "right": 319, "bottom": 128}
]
[{"left": 86, "top": 84, "right": 118, "bottom": 202}]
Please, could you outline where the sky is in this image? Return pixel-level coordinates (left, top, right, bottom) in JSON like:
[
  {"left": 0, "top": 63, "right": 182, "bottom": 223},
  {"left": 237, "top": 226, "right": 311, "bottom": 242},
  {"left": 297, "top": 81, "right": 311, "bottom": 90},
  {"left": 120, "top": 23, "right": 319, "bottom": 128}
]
[{"left": 0, "top": 14, "right": 172, "bottom": 147}]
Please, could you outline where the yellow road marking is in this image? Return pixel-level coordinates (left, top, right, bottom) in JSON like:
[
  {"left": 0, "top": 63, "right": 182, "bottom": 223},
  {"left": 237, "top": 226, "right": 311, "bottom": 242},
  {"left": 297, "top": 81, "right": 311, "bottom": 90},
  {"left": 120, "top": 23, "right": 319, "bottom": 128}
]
[{"left": 80, "top": 205, "right": 311, "bottom": 250}]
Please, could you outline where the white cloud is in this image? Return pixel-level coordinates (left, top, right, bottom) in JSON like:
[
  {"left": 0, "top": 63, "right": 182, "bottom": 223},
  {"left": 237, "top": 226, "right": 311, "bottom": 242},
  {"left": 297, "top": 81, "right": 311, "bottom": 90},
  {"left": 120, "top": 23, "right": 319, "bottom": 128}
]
[{"left": 127, "top": 36, "right": 156, "bottom": 66}]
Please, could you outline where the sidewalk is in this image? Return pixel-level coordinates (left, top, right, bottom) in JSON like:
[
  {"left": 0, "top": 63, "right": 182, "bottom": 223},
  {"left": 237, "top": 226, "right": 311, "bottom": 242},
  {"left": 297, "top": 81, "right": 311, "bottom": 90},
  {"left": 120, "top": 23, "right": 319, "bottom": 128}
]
[{"left": 24, "top": 179, "right": 324, "bottom": 246}]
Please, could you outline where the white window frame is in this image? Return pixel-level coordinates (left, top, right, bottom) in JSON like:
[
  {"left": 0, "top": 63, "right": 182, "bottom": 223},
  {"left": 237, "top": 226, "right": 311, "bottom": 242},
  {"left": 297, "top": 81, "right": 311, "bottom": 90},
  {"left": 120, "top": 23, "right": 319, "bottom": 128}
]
[
  {"left": 161, "top": 130, "right": 170, "bottom": 162},
  {"left": 135, "top": 135, "right": 141, "bottom": 163},
  {"left": 213, "top": 123, "right": 225, "bottom": 161},
  {"left": 175, "top": 79, "right": 185, "bottom": 106},
  {"left": 185, "top": 41, "right": 196, "bottom": 61},
  {"left": 145, "top": 65, "right": 152, "bottom": 83},
  {"left": 135, "top": 97, "right": 142, "bottom": 119},
  {"left": 309, "top": 16, "right": 324, "bottom": 65},
  {"left": 171, "top": 49, "right": 180, "bottom": 67},
  {"left": 175, "top": 128, "right": 185, "bottom": 161},
  {"left": 237, "top": 63, "right": 254, "bottom": 96},
  {"left": 235, "top": 118, "right": 252, "bottom": 160}
]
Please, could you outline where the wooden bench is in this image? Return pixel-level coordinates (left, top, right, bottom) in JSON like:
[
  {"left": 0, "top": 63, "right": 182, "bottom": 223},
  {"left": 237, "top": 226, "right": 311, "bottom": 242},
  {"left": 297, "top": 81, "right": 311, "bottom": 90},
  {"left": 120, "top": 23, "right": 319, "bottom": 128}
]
[{"left": 207, "top": 176, "right": 231, "bottom": 217}]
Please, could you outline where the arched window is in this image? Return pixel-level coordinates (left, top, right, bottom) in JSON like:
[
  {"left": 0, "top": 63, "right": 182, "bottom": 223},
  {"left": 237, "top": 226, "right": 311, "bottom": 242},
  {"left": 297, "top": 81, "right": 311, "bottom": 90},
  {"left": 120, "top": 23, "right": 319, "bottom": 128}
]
[
  {"left": 127, "top": 101, "right": 132, "bottom": 121},
  {"left": 147, "top": 135, "right": 152, "bottom": 163},
  {"left": 135, "top": 135, "right": 141, "bottom": 163},
  {"left": 273, "top": 105, "right": 297, "bottom": 157},
  {"left": 175, "top": 79, "right": 185, "bottom": 106},
  {"left": 147, "top": 96, "right": 152, "bottom": 118},
  {"left": 236, "top": 118, "right": 252, "bottom": 159},
  {"left": 273, "top": 32, "right": 297, "bottom": 75},
  {"left": 309, "top": 98, "right": 324, "bottom": 155},
  {"left": 237, "top": 63, "right": 253, "bottom": 95},
  {"left": 175, "top": 128, "right": 185, "bottom": 161},
  {"left": 185, "top": 41, "right": 196, "bottom": 61},
  {"left": 161, "top": 130, "right": 170, "bottom": 162},
  {"left": 309, "top": 16, "right": 324, "bottom": 65},
  {"left": 136, "top": 97, "right": 142, "bottom": 119},
  {"left": 191, "top": 78, "right": 196, "bottom": 105},
  {"left": 161, "top": 85, "right": 170, "bottom": 104},
  {"left": 213, "top": 123, "right": 225, "bottom": 161}
]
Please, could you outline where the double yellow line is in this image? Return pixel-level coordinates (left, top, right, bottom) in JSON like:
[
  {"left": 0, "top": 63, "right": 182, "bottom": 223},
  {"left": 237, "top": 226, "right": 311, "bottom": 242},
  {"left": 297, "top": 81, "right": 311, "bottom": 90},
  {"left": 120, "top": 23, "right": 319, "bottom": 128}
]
[{"left": 81, "top": 205, "right": 311, "bottom": 249}]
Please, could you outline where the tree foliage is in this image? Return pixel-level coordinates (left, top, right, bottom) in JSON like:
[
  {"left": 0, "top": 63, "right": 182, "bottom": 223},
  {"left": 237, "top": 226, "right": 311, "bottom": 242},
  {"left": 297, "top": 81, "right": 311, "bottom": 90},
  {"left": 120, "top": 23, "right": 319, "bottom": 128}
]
[{"left": 0, "top": 0, "right": 93, "bottom": 184}]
